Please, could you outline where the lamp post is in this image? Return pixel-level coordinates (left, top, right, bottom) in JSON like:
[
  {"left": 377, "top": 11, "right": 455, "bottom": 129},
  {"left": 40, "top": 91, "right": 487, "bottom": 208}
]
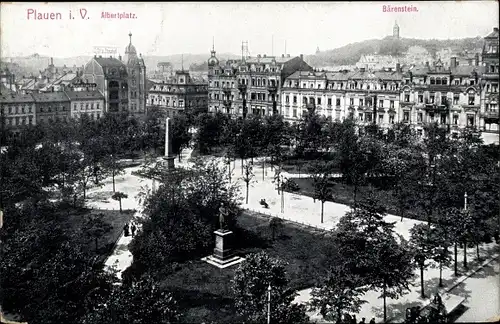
[
  {"left": 464, "top": 192, "right": 468, "bottom": 211},
  {"left": 267, "top": 284, "right": 271, "bottom": 324},
  {"left": 463, "top": 191, "right": 468, "bottom": 269}
]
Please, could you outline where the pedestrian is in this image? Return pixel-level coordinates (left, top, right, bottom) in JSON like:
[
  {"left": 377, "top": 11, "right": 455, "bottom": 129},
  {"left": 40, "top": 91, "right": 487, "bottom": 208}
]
[
  {"left": 344, "top": 313, "right": 352, "bottom": 324},
  {"left": 369, "top": 318, "right": 375, "bottom": 324},
  {"left": 123, "top": 223, "right": 130, "bottom": 237},
  {"left": 351, "top": 315, "right": 357, "bottom": 324},
  {"left": 359, "top": 318, "right": 366, "bottom": 324},
  {"left": 131, "top": 222, "right": 137, "bottom": 237}
]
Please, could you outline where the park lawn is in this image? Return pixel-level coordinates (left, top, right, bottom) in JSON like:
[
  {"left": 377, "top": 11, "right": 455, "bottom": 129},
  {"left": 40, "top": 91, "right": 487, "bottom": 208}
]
[
  {"left": 285, "top": 177, "right": 426, "bottom": 222},
  {"left": 161, "top": 210, "right": 333, "bottom": 323},
  {"left": 56, "top": 207, "right": 135, "bottom": 264}
]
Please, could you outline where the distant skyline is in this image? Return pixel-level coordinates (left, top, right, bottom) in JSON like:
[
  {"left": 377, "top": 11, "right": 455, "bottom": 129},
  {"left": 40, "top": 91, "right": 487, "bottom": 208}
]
[{"left": 1, "top": 1, "right": 498, "bottom": 58}]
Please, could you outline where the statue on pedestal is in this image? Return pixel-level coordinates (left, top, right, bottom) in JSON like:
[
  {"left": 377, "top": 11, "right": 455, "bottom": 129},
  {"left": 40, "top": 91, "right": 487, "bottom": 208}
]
[{"left": 218, "top": 202, "right": 228, "bottom": 231}]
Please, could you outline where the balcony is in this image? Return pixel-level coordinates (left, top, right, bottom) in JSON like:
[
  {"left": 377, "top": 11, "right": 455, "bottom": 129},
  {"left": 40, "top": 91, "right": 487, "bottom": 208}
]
[
  {"left": 482, "top": 111, "right": 499, "bottom": 120},
  {"left": 267, "top": 85, "right": 278, "bottom": 92}
]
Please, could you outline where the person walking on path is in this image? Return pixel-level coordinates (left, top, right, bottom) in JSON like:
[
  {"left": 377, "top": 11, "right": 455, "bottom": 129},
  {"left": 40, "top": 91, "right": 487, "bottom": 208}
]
[
  {"left": 359, "top": 318, "right": 366, "bottom": 324},
  {"left": 131, "top": 222, "right": 137, "bottom": 237},
  {"left": 124, "top": 223, "right": 130, "bottom": 237},
  {"left": 369, "top": 318, "right": 375, "bottom": 324}
]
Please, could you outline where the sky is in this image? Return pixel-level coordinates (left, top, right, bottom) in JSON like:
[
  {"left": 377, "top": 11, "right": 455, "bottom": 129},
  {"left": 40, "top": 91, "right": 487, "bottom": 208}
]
[{"left": 1, "top": 1, "right": 499, "bottom": 58}]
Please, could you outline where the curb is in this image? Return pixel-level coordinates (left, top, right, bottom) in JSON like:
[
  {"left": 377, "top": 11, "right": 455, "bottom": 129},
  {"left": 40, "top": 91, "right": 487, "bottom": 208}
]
[{"left": 443, "top": 251, "right": 499, "bottom": 294}]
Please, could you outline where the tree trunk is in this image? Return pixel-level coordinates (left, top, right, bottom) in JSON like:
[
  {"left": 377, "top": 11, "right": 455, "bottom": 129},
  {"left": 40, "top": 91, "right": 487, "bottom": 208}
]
[
  {"left": 246, "top": 183, "right": 249, "bottom": 204},
  {"left": 241, "top": 158, "right": 244, "bottom": 175},
  {"left": 337, "top": 309, "right": 342, "bottom": 324},
  {"left": 83, "top": 182, "right": 86, "bottom": 200},
  {"left": 463, "top": 242, "right": 468, "bottom": 269},
  {"left": 383, "top": 280, "right": 387, "bottom": 323},
  {"left": 178, "top": 152, "right": 182, "bottom": 162},
  {"left": 321, "top": 201, "right": 324, "bottom": 223},
  {"left": 262, "top": 159, "right": 265, "bottom": 181},
  {"left": 420, "top": 265, "right": 425, "bottom": 298},
  {"left": 119, "top": 198, "right": 122, "bottom": 213},
  {"left": 454, "top": 243, "right": 458, "bottom": 276},
  {"left": 112, "top": 168, "right": 116, "bottom": 193},
  {"left": 476, "top": 243, "right": 480, "bottom": 261},
  {"left": 439, "top": 263, "right": 443, "bottom": 287}
]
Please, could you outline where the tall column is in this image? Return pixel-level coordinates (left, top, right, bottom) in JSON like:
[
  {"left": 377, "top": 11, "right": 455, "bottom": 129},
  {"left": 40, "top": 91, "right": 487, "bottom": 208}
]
[{"left": 164, "top": 117, "right": 175, "bottom": 169}]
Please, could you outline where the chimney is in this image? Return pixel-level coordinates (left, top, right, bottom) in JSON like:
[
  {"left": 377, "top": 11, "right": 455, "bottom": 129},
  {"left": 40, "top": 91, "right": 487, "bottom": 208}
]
[
  {"left": 425, "top": 61, "right": 430, "bottom": 68},
  {"left": 287, "top": 54, "right": 291, "bottom": 58},
  {"left": 474, "top": 53, "right": 479, "bottom": 66},
  {"left": 50, "top": 57, "right": 53, "bottom": 65},
  {"left": 396, "top": 63, "right": 401, "bottom": 72},
  {"left": 282, "top": 54, "right": 285, "bottom": 58},
  {"left": 119, "top": 55, "right": 122, "bottom": 61},
  {"left": 257, "top": 54, "right": 261, "bottom": 58},
  {"left": 300, "top": 54, "right": 303, "bottom": 60},
  {"left": 450, "top": 57, "right": 457, "bottom": 68},
  {"left": 360, "top": 67, "right": 365, "bottom": 72},
  {"left": 494, "top": 27, "right": 499, "bottom": 33},
  {"left": 264, "top": 54, "right": 267, "bottom": 58}
]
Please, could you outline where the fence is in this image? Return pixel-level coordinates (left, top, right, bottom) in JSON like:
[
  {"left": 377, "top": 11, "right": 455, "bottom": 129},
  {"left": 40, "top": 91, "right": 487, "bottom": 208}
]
[{"left": 243, "top": 206, "right": 330, "bottom": 233}]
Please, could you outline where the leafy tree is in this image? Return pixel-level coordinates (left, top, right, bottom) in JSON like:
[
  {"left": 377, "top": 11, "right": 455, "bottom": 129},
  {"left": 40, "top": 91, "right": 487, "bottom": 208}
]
[
  {"left": 334, "top": 196, "right": 415, "bottom": 322},
  {"left": 241, "top": 162, "right": 256, "bottom": 204},
  {"left": 141, "top": 106, "right": 166, "bottom": 156},
  {"left": 309, "top": 265, "right": 367, "bottom": 323},
  {"left": 431, "top": 225, "right": 453, "bottom": 287},
  {"left": 171, "top": 113, "right": 192, "bottom": 161},
  {"left": 309, "top": 161, "right": 336, "bottom": 223},
  {"left": 231, "top": 252, "right": 309, "bottom": 324},
  {"left": 409, "top": 224, "right": 438, "bottom": 298},
  {"left": 112, "top": 191, "right": 129, "bottom": 213},
  {"left": 83, "top": 214, "right": 112, "bottom": 253},
  {"left": 82, "top": 274, "right": 179, "bottom": 324},
  {"left": 294, "top": 111, "right": 328, "bottom": 158}
]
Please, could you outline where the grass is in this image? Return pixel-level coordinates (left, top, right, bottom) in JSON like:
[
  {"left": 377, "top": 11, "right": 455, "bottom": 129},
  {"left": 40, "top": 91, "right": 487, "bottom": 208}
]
[
  {"left": 284, "top": 177, "right": 427, "bottom": 221},
  {"left": 161, "top": 210, "right": 333, "bottom": 323},
  {"left": 56, "top": 206, "right": 135, "bottom": 264}
]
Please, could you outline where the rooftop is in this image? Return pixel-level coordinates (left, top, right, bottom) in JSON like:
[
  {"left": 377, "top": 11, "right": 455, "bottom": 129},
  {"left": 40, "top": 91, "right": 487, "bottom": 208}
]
[
  {"left": 64, "top": 90, "right": 104, "bottom": 100},
  {"left": 31, "top": 92, "right": 69, "bottom": 102},
  {"left": 94, "top": 56, "right": 127, "bottom": 69},
  {"left": 0, "top": 93, "right": 34, "bottom": 103}
]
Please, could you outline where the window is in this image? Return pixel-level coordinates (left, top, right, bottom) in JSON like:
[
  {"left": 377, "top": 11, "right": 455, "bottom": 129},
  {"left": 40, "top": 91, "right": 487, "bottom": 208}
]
[
  {"left": 29, "top": 106, "right": 32, "bottom": 113},
  {"left": 417, "top": 112, "right": 423, "bottom": 122},
  {"left": 365, "top": 113, "right": 372, "bottom": 122},
  {"left": 293, "top": 96, "right": 297, "bottom": 104},
  {"left": 441, "top": 96, "right": 447, "bottom": 105},
  {"left": 358, "top": 113, "right": 364, "bottom": 121},
  {"left": 417, "top": 129, "right": 423, "bottom": 137},
  {"left": 453, "top": 94, "right": 459, "bottom": 105},
  {"left": 379, "top": 100, "right": 384, "bottom": 108},
  {"left": 453, "top": 115, "right": 459, "bottom": 125},
  {"left": 442, "top": 78, "right": 448, "bottom": 85},
  {"left": 310, "top": 83, "right": 314, "bottom": 89},
  {"left": 293, "top": 108, "right": 297, "bottom": 117},
  {"left": 262, "top": 80, "right": 266, "bottom": 86},
  {"left": 389, "top": 115, "right": 395, "bottom": 124},
  {"left": 359, "top": 99, "right": 364, "bottom": 106},
  {"left": 303, "top": 83, "right": 306, "bottom": 88},
  {"left": 404, "top": 93, "right": 410, "bottom": 102},
  {"left": 317, "top": 98, "right": 321, "bottom": 105},
  {"left": 285, "top": 95, "right": 289, "bottom": 103},
  {"left": 440, "top": 114, "right": 446, "bottom": 124},
  {"left": 303, "top": 97, "right": 307, "bottom": 104},
  {"left": 349, "top": 98, "right": 354, "bottom": 106},
  {"left": 328, "top": 98, "right": 332, "bottom": 106},
  {"left": 378, "top": 114, "right": 384, "bottom": 123},
  {"left": 467, "top": 115, "right": 474, "bottom": 126},
  {"left": 390, "top": 100, "right": 394, "bottom": 108},
  {"left": 468, "top": 93, "right": 475, "bottom": 105},
  {"left": 418, "top": 94, "right": 423, "bottom": 103},
  {"left": 430, "top": 94, "right": 435, "bottom": 103},
  {"left": 403, "top": 111, "right": 410, "bottom": 122},
  {"left": 336, "top": 99, "right": 341, "bottom": 106},
  {"left": 317, "top": 84, "right": 321, "bottom": 89}
]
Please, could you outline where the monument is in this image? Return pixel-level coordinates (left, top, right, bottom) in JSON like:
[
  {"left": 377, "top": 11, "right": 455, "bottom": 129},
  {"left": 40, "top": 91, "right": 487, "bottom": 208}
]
[
  {"left": 202, "top": 202, "right": 245, "bottom": 268},
  {"left": 164, "top": 117, "right": 175, "bottom": 169}
]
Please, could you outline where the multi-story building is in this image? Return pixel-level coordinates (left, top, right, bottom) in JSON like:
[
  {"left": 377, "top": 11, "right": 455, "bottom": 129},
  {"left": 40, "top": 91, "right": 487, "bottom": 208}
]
[
  {"left": 480, "top": 27, "right": 499, "bottom": 143},
  {"left": 281, "top": 66, "right": 402, "bottom": 126},
  {"left": 124, "top": 32, "right": 147, "bottom": 115},
  {"left": 0, "top": 93, "right": 36, "bottom": 129},
  {"left": 147, "top": 70, "right": 208, "bottom": 117},
  {"left": 65, "top": 90, "right": 105, "bottom": 120},
  {"left": 31, "top": 92, "right": 71, "bottom": 125},
  {"left": 207, "top": 45, "right": 313, "bottom": 118},
  {"left": 400, "top": 58, "right": 482, "bottom": 137}
]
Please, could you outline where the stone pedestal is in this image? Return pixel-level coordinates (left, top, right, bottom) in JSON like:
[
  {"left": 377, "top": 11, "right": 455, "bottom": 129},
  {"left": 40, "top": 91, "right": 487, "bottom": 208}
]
[
  {"left": 202, "top": 230, "right": 245, "bottom": 268},
  {"left": 163, "top": 155, "right": 175, "bottom": 169}
]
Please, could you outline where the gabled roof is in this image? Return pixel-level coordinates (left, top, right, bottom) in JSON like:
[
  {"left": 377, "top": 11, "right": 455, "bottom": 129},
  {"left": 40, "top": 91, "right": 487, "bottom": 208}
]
[
  {"left": 325, "top": 71, "right": 355, "bottom": 81},
  {"left": 94, "top": 57, "right": 126, "bottom": 69},
  {"left": 450, "top": 65, "right": 483, "bottom": 76},
  {"left": 485, "top": 28, "right": 499, "bottom": 39}
]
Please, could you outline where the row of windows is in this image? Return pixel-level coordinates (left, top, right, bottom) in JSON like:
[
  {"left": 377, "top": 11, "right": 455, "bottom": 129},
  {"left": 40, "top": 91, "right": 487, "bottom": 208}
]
[
  {"left": 40, "top": 105, "right": 67, "bottom": 113},
  {"left": 2, "top": 105, "right": 33, "bottom": 115},
  {"left": 402, "top": 92, "right": 478, "bottom": 105},
  {"left": 5, "top": 116, "right": 33, "bottom": 126},
  {"left": 401, "top": 111, "right": 476, "bottom": 127},
  {"left": 73, "top": 102, "right": 101, "bottom": 111}
]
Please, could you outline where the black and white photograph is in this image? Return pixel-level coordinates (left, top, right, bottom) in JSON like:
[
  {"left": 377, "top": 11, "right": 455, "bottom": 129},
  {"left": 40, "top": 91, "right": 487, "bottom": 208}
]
[{"left": 0, "top": 1, "right": 499, "bottom": 323}]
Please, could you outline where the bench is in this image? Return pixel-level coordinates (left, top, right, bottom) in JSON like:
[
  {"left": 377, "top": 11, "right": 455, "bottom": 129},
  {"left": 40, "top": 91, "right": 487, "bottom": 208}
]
[{"left": 421, "top": 293, "right": 465, "bottom": 322}]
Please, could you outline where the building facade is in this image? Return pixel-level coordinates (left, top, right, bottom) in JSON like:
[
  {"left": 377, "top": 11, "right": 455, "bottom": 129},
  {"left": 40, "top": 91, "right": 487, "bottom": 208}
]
[
  {"left": 0, "top": 93, "right": 36, "bottom": 128},
  {"left": 83, "top": 56, "right": 129, "bottom": 113},
  {"left": 207, "top": 46, "right": 313, "bottom": 118},
  {"left": 65, "top": 90, "right": 105, "bottom": 120},
  {"left": 124, "top": 33, "right": 147, "bottom": 115},
  {"left": 480, "top": 27, "right": 499, "bottom": 142},
  {"left": 31, "top": 92, "right": 71, "bottom": 125},
  {"left": 147, "top": 70, "right": 208, "bottom": 117}
]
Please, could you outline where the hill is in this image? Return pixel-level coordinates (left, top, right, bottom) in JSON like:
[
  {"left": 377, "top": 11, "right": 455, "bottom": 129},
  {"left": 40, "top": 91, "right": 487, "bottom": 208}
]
[{"left": 305, "top": 36, "right": 485, "bottom": 68}]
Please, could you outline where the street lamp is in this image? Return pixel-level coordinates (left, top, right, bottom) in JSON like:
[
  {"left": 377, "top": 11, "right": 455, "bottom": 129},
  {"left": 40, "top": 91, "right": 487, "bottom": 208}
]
[
  {"left": 464, "top": 192, "right": 468, "bottom": 211},
  {"left": 267, "top": 284, "right": 271, "bottom": 324}
]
